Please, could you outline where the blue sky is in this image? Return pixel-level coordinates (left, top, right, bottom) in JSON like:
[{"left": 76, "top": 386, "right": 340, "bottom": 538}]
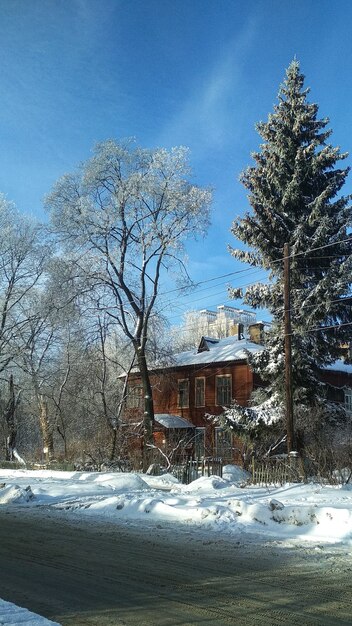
[{"left": 0, "top": 0, "right": 351, "bottom": 322}]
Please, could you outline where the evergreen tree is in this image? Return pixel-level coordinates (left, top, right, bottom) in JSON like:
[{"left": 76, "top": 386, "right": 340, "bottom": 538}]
[{"left": 225, "top": 60, "right": 352, "bottom": 442}]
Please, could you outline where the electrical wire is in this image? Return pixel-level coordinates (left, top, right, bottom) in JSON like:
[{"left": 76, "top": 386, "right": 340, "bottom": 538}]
[{"left": 153, "top": 237, "right": 352, "bottom": 316}]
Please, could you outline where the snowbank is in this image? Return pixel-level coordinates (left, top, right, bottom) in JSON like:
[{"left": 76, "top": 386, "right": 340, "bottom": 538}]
[
  {"left": 0, "top": 468, "right": 351, "bottom": 546},
  {"left": 0, "top": 598, "right": 60, "bottom": 625}
]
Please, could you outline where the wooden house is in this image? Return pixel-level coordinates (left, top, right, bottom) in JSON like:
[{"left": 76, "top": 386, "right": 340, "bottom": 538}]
[
  {"left": 123, "top": 321, "right": 352, "bottom": 463},
  {"left": 320, "top": 360, "right": 352, "bottom": 412},
  {"left": 124, "top": 324, "right": 265, "bottom": 461}
]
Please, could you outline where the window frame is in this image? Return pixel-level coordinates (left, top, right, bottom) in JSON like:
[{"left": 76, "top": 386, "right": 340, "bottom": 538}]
[
  {"left": 195, "top": 377, "right": 205, "bottom": 407},
  {"left": 344, "top": 387, "right": 352, "bottom": 413},
  {"left": 214, "top": 426, "right": 233, "bottom": 458},
  {"left": 194, "top": 427, "right": 206, "bottom": 457},
  {"left": 177, "top": 378, "right": 189, "bottom": 408},
  {"left": 126, "top": 384, "right": 143, "bottom": 409},
  {"left": 215, "top": 374, "right": 232, "bottom": 406}
]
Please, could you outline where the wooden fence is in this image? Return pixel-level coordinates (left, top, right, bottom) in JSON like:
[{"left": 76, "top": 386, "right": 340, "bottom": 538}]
[
  {"left": 171, "top": 457, "right": 223, "bottom": 484},
  {"left": 250, "top": 457, "right": 302, "bottom": 486}
]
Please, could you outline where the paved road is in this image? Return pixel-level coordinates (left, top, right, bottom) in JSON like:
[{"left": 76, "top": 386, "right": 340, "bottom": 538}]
[{"left": 0, "top": 508, "right": 351, "bottom": 625}]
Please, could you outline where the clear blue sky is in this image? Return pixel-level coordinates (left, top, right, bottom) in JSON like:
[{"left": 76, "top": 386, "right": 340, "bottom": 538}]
[{"left": 0, "top": 0, "right": 351, "bottom": 321}]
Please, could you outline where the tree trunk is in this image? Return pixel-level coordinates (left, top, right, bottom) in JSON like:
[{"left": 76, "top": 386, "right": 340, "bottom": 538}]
[
  {"left": 57, "top": 423, "right": 67, "bottom": 459},
  {"left": 5, "top": 375, "right": 16, "bottom": 461},
  {"left": 4, "top": 376, "right": 26, "bottom": 465},
  {"left": 135, "top": 347, "right": 154, "bottom": 471},
  {"left": 39, "top": 395, "right": 54, "bottom": 462},
  {"left": 109, "top": 426, "right": 118, "bottom": 462}
]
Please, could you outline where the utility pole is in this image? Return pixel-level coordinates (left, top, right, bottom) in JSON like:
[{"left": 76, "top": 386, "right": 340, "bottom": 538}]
[{"left": 284, "top": 243, "right": 295, "bottom": 453}]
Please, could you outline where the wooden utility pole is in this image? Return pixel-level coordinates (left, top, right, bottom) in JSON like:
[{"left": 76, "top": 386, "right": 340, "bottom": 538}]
[{"left": 284, "top": 243, "right": 295, "bottom": 453}]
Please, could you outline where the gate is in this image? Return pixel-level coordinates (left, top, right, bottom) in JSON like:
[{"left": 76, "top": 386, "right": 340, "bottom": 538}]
[{"left": 171, "top": 457, "right": 223, "bottom": 484}]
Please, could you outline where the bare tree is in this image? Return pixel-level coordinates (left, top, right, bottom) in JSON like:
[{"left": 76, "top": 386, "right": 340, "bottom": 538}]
[
  {"left": 45, "top": 139, "right": 211, "bottom": 467},
  {"left": 4, "top": 374, "right": 24, "bottom": 464},
  {"left": 16, "top": 295, "right": 57, "bottom": 461},
  {"left": 85, "top": 311, "right": 135, "bottom": 462},
  {"left": 0, "top": 196, "right": 48, "bottom": 373}
]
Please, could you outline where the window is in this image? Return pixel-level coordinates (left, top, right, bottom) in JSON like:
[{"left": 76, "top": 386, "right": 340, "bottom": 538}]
[
  {"left": 344, "top": 388, "right": 352, "bottom": 413},
  {"left": 177, "top": 379, "right": 189, "bottom": 408},
  {"left": 215, "top": 427, "right": 233, "bottom": 459},
  {"left": 216, "top": 375, "right": 232, "bottom": 406},
  {"left": 194, "top": 427, "right": 205, "bottom": 457},
  {"left": 126, "top": 384, "right": 143, "bottom": 409},
  {"left": 195, "top": 377, "right": 205, "bottom": 407}
]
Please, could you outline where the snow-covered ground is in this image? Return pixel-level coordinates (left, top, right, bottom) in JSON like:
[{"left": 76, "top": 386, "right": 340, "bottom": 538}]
[
  {"left": 0, "top": 465, "right": 351, "bottom": 547},
  {"left": 1, "top": 465, "right": 351, "bottom": 625},
  {"left": 0, "top": 598, "right": 60, "bottom": 625}
]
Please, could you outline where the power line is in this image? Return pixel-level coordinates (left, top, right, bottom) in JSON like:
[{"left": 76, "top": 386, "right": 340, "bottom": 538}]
[
  {"left": 290, "top": 319, "right": 352, "bottom": 337},
  {"left": 162, "top": 274, "right": 269, "bottom": 321},
  {"left": 284, "top": 235, "right": 352, "bottom": 260},
  {"left": 156, "top": 236, "right": 352, "bottom": 307},
  {"left": 158, "top": 266, "right": 261, "bottom": 297}
]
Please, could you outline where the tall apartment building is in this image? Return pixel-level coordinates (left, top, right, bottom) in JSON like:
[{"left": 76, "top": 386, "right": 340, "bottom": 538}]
[{"left": 183, "top": 305, "right": 257, "bottom": 343}]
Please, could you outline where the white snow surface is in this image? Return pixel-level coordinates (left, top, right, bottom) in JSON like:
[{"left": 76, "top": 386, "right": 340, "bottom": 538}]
[
  {"left": 0, "top": 466, "right": 351, "bottom": 547},
  {"left": 324, "top": 359, "right": 352, "bottom": 374},
  {"left": 170, "top": 336, "right": 264, "bottom": 367},
  {"left": 2, "top": 465, "right": 351, "bottom": 624},
  {"left": 0, "top": 598, "right": 60, "bottom": 625}
]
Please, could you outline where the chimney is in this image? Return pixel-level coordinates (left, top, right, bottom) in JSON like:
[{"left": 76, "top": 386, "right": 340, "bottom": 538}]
[
  {"left": 249, "top": 322, "right": 265, "bottom": 345},
  {"left": 230, "top": 322, "right": 244, "bottom": 340}
]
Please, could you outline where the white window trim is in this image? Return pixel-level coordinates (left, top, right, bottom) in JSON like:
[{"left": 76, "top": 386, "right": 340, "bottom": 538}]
[
  {"left": 344, "top": 387, "right": 352, "bottom": 413},
  {"left": 214, "top": 426, "right": 233, "bottom": 457},
  {"left": 126, "top": 384, "right": 143, "bottom": 409},
  {"left": 177, "top": 378, "right": 189, "bottom": 408},
  {"left": 195, "top": 376, "right": 206, "bottom": 407},
  {"left": 215, "top": 374, "right": 232, "bottom": 407},
  {"left": 194, "top": 427, "right": 206, "bottom": 457}
]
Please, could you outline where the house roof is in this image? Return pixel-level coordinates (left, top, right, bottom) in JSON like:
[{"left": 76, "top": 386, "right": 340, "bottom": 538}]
[
  {"left": 122, "top": 334, "right": 352, "bottom": 379},
  {"left": 170, "top": 335, "right": 264, "bottom": 369},
  {"left": 324, "top": 360, "right": 352, "bottom": 375},
  {"left": 120, "top": 335, "right": 264, "bottom": 379},
  {"left": 154, "top": 414, "right": 195, "bottom": 429}
]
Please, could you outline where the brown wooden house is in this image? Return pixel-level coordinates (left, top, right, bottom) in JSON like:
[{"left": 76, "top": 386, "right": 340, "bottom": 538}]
[
  {"left": 124, "top": 325, "right": 265, "bottom": 461},
  {"left": 320, "top": 360, "right": 352, "bottom": 412},
  {"left": 123, "top": 322, "right": 352, "bottom": 463}
]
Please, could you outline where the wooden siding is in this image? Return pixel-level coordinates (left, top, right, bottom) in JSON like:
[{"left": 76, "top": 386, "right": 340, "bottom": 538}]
[
  {"left": 124, "top": 360, "right": 352, "bottom": 463},
  {"left": 319, "top": 368, "right": 352, "bottom": 389},
  {"left": 148, "top": 360, "right": 253, "bottom": 426}
]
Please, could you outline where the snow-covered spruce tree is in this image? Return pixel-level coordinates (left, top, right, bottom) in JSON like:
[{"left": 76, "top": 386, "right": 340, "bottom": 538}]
[{"left": 224, "top": 60, "right": 352, "bottom": 448}]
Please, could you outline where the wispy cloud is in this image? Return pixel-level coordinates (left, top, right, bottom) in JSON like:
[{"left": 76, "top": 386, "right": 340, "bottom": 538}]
[{"left": 158, "top": 19, "right": 257, "bottom": 152}]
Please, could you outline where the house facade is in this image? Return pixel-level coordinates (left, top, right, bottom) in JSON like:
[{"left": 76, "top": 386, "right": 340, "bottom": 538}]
[
  {"left": 320, "top": 361, "right": 352, "bottom": 412},
  {"left": 123, "top": 321, "right": 352, "bottom": 464},
  {"left": 124, "top": 324, "right": 265, "bottom": 461}
]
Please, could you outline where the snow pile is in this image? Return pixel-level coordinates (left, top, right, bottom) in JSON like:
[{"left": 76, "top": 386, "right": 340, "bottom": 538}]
[
  {"left": 0, "top": 468, "right": 351, "bottom": 546},
  {"left": 0, "top": 598, "right": 60, "bottom": 625},
  {"left": 222, "top": 464, "right": 251, "bottom": 483},
  {"left": 0, "top": 483, "right": 34, "bottom": 504},
  {"left": 172, "top": 475, "right": 231, "bottom": 493},
  {"left": 76, "top": 472, "right": 149, "bottom": 490}
]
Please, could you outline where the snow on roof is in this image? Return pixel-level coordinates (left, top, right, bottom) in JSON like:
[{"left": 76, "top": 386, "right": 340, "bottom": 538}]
[
  {"left": 154, "top": 414, "right": 195, "bottom": 429},
  {"left": 172, "top": 335, "right": 264, "bottom": 368},
  {"left": 124, "top": 336, "right": 351, "bottom": 377},
  {"left": 324, "top": 360, "right": 352, "bottom": 375},
  {"left": 120, "top": 335, "right": 264, "bottom": 378},
  {"left": 202, "top": 336, "right": 220, "bottom": 343}
]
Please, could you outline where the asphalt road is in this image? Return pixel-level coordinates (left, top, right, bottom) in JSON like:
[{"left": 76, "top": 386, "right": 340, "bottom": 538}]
[{"left": 0, "top": 508, "right": 351, "bottom": 625}]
